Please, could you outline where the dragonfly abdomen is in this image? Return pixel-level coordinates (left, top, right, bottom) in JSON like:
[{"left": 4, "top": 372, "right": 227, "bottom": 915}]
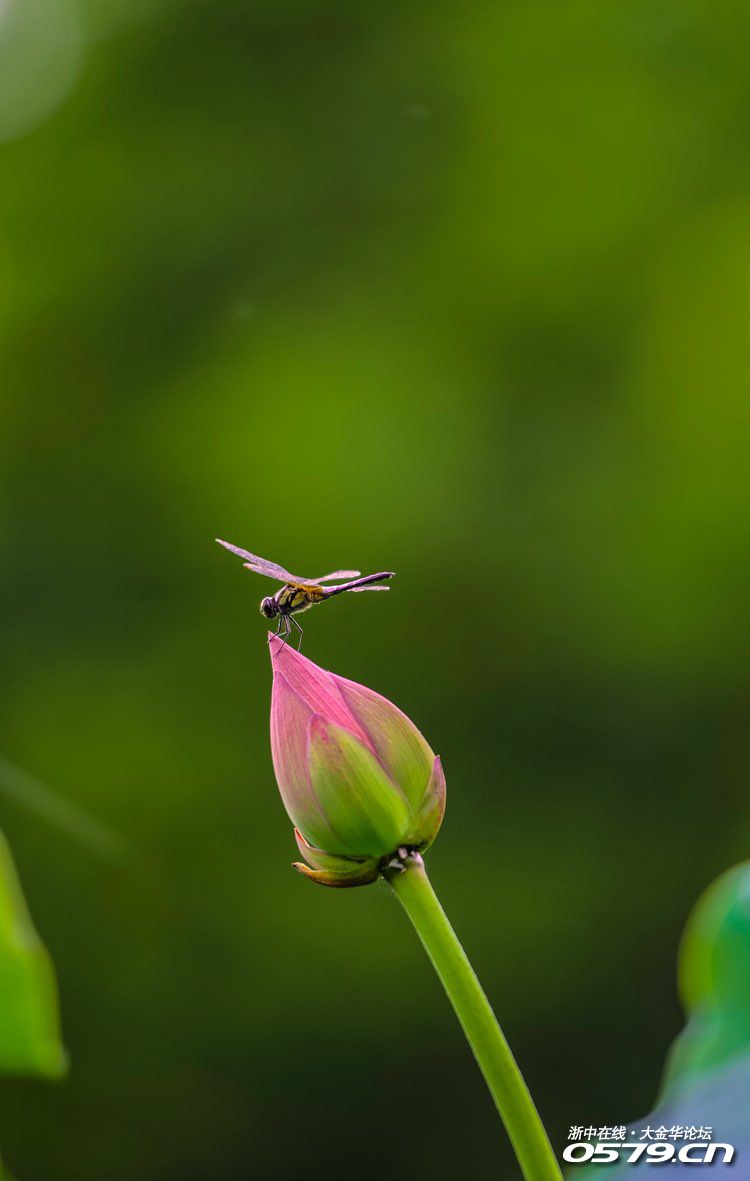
[{"left": 321, "top": 571, "right": 394, "bottom": 597}]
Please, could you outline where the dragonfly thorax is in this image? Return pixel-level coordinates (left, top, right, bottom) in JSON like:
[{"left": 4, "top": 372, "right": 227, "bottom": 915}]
[{"left": 260, "top": 595, "right": 279, "bottom": 619}]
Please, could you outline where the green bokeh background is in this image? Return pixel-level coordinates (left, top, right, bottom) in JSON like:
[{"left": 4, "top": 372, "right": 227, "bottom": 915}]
[{"left": 1, "top": 1, "right": 749, "bottom": 1177}]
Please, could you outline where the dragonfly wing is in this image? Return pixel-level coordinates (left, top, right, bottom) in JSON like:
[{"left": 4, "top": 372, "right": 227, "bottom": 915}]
[
  {"left": 215, "top": 539, "right": 303, "bottom": 583},
  {"left": 312, "top": 570, "right": 361, "bottom": 583},
  {"left": 347, "top": 584, "right": 390, "bottom": 592}
]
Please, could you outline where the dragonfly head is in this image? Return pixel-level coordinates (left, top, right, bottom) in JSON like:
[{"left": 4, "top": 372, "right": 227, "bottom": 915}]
[{"left": 260, "top": 596, "right": 279, "bottom": 620}]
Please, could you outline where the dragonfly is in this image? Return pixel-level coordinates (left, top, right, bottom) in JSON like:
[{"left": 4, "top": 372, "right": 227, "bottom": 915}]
[{"left": 216, "top": 539, "right": 394, "bottom": 648}]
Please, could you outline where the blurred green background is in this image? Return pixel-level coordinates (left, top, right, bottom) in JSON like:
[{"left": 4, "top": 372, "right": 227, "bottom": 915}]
[{"left": 1, "top": 0, "right": 750, "bottom": 1177}]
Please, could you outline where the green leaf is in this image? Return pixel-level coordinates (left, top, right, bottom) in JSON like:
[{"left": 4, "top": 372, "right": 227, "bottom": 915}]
[{"left": 0, "top": 830, "right": 66, "bottom": 1079}]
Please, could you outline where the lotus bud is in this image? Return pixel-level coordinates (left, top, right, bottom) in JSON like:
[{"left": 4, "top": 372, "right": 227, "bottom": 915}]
[{"left": 268, "top": 635, "right": 445, "bottom": 887}]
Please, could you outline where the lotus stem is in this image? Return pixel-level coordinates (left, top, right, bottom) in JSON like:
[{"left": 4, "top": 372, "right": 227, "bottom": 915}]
[{"left": 384, "top": 850, "right": 562, "bottom": 1181}]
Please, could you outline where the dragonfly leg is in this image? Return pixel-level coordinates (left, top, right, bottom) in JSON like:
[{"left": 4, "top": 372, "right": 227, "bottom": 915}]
[
  {"left": 280, "top": 616, "right": 292, "bottom": 650},
  {"left": 273, "top": 615, "right": 291, "bottom": 652},
  {"left": 289, "top": 615, "right": 304, "bottom": 650}
]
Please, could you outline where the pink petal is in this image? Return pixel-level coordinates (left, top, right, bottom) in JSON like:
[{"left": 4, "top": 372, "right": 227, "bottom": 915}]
[
  {"left": 335, "top": 677, "right": 434, "bottom": 811},
  {"left": 406, "top": 755, "right": 446, "bottom": 850},
  {"left": 306, "top": 714, "right": 408, "bottom": 856},
  {"left": 268, "top": 636, "right": 371, "bottom": 748},
  {"left": 269, "top": 670, "right": 333, "bottom": 849}
]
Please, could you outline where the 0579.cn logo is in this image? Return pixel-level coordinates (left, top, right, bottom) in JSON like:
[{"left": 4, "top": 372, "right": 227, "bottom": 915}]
[{"left": 564, "top": 1125, "right": 735, "bottom": 1166}]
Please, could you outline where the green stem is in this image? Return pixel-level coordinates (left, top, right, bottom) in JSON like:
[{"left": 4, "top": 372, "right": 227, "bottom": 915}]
[{"left": 384, "top": 851, "right": 562, "bottom": 1181}]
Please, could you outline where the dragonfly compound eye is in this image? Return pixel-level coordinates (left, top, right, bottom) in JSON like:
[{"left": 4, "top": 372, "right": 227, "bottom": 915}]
[{"left": 260, "top": 596, "right": 279, "bottom": 619}]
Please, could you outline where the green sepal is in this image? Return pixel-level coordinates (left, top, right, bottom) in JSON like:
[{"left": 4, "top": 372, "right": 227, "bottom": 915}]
[
  {"left": 293, "top": 828, "right": 369, "bottom": 870},
  {"left": 292, "top": 861, "right": 381, "bottom": 888}
]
